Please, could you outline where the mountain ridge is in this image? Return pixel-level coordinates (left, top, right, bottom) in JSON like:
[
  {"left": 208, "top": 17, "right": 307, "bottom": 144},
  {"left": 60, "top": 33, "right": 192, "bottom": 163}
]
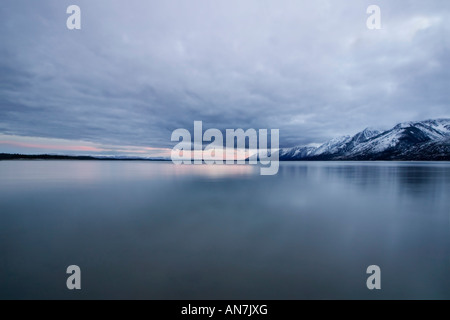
[
  {"left": 2, "top": 118, "right": 449, "bottom": 161},
  {"left": 280, "top": 118, "right": 450, "bottom": 161}
]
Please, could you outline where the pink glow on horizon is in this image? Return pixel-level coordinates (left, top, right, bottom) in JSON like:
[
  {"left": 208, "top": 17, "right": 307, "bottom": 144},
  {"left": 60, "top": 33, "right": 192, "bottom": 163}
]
[
  {"left": 0, "top": 138, "right": 173, "bottom": 157},
  {"left": 0, "top": 140, "right": 104, "bottom": 152}
]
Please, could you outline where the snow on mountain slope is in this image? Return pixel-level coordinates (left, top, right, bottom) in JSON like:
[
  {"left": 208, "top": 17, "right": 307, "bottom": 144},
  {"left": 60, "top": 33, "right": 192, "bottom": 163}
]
[
  {"left": 312, "top": 135, "right": 351, "bottom": 156},
  {"left": 351, "top": 128, "right": 381, "bottom": 144},
  {"left": 348, "top": 119, "right": 450, "bottom": 157},
  {"left": 279, "top": 146, "right": 316, "bottom": 159},
  {"left": 403, "top": 137, "right": 450, "bottom": 160},
  {"left": 280, "top": 118, "right": 450, "bottom": 160},
  {"left": 408, "top": 119, "right": 450, "bottom": 139}
]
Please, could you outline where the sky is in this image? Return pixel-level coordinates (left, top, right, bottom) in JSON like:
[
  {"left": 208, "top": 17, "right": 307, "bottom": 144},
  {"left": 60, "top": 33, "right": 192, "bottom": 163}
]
[{"left": 1, "top": 0, "right": 449, "bottom": 156}]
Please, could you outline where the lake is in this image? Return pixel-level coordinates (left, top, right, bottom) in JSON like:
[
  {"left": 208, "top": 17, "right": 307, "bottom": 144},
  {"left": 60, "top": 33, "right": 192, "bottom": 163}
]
[{"left": 0, "top": 160, "right": 449, "bottom": 299}]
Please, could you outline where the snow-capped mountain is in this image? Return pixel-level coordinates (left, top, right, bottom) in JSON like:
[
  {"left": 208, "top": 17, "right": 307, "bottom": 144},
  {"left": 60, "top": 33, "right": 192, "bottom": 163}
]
[
  {"left": 279, "top": 145, "right": 316, "bottom": 159},
  {"left": 280, "top": 119, "right": 450, "bottom": 161},
  {"left": 349, "top": 128, "right": 381, "bottom": 144},
  {"left": 312, "top": 135, "right": 352, "bottom": 157}
]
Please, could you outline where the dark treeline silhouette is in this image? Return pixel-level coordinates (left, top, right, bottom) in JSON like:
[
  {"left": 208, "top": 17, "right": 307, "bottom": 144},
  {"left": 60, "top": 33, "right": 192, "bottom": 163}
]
[{"left": 0, "top": 153, "right": 168, "bottom": 161}]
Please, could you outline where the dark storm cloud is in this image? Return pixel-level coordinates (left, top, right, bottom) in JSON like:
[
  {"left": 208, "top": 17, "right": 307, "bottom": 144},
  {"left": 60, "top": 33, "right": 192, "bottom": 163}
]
[{"left": 0, "top": 0, "right": 449, "bottom": 148}]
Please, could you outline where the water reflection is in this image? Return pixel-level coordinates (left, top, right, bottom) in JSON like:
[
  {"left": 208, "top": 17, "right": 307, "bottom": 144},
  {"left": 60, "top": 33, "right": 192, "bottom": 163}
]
[
  {"left": 0, "top": 161, "right": 256, "bottom": 188},
  {"left": 279, "top": 161, "right": 450, "bottom": 199},
  {"left": 170, "top": 163, "right": 256, "bottom": 178},
  {"left": 0, "top": 161, "right": 449, "bottom": 299}
]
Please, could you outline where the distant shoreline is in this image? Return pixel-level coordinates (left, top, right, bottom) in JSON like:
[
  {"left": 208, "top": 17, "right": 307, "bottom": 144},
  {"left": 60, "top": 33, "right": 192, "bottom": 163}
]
[
  {"left": 0, "top": 153, "right": 170, "bottom": 161},
  {"left": 1, "top": 153, "right": 449, "bottom": 162}
]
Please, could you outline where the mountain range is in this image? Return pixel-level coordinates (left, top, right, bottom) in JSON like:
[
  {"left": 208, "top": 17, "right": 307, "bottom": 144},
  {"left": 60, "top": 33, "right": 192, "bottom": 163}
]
[
  {"left": 280, "top": 119, "right": 450, "bottom": 161},
  {"left": 2, "top": 119, "right": 449, "bottom": 161}
]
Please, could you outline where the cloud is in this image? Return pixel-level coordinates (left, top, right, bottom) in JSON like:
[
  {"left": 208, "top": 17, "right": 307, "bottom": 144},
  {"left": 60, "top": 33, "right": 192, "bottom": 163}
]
[
  {"left": 0, "top": 0, "right": 449, "bottom": 151},
  {"left": 0, "top": 134, "right": 171, "bottom": 157}
]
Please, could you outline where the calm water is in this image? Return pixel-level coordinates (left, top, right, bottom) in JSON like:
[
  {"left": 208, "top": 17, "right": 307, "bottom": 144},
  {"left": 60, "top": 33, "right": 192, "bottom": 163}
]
[{"left": 0, "top": 161, "right": 449, "bottom": 299}]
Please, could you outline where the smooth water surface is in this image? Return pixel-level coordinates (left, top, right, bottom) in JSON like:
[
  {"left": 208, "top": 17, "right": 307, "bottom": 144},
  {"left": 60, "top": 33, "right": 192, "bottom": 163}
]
[{"left": 0, "top": 161, "right": 449, "bottom": 299}]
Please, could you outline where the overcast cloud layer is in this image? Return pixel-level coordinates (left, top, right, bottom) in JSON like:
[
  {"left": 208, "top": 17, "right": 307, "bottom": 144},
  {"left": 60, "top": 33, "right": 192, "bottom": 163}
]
[{"left": 1, "top": 0, "right": 449, "bottom": 152}]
